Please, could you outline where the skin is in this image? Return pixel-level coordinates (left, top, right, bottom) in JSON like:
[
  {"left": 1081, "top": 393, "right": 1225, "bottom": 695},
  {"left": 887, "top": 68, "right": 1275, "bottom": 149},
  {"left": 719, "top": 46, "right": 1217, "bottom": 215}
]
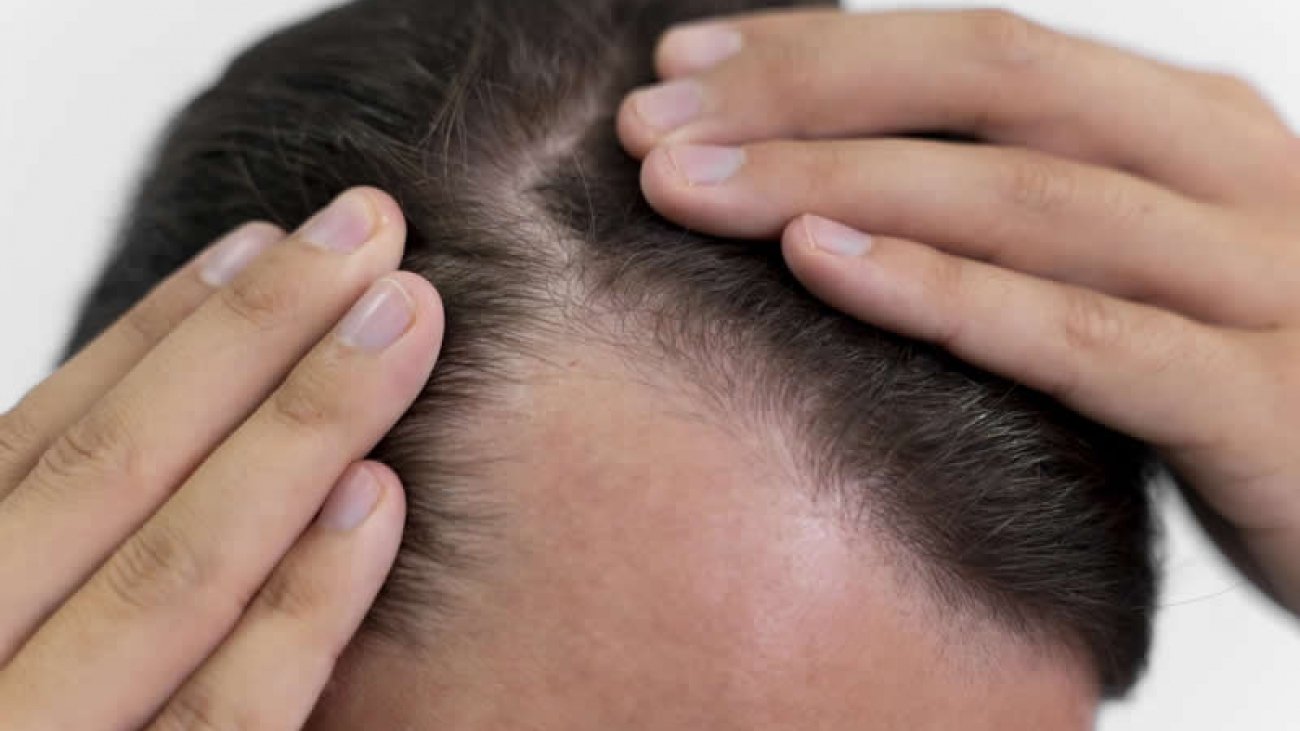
[
  {"left": 305, "top": 346, "right": 1098, "bottom": 730},
  {"left": 1, "top": 6, "right": 1297, "bottom": 729}
]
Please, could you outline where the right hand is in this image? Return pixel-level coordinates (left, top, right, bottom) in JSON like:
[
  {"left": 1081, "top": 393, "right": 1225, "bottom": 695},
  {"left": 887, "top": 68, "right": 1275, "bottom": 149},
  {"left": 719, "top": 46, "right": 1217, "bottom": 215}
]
[
  {"left": 618, "top": 8, "right": 1300, "bottom": 614},
  {"left": 0, "top": 187, "right": 443, "bottom": 729}
]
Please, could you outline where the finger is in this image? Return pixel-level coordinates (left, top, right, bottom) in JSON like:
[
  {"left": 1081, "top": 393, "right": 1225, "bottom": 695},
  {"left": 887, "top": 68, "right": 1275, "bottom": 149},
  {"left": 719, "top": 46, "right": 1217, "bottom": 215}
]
[
  {"left": 150, "top": 463, "right": 404, "bottom": 731},
  {"left": 0, "top": 272, "right": 442, "bottom": 729},
  {"left": 0, "top": 222, "right": 285, "bottom": 494},
  {"left": 618, "top": 8, "right": 1295, "bottom": 202},
  {"left": 639, "top": 138, "right": 1298, "bottom": 328},
  {"left": 782, "top": 215, "right": 1251, "bottom": 451},
  {"left": 0, "top": 188, "right": 405, "bottom": 661}
]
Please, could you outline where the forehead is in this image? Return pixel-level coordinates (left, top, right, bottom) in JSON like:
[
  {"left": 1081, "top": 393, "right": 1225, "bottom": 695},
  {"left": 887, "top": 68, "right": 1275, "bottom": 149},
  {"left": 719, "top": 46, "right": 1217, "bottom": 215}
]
[{"left": 309, "top": 350, "right": 1098, "bottom": 729}]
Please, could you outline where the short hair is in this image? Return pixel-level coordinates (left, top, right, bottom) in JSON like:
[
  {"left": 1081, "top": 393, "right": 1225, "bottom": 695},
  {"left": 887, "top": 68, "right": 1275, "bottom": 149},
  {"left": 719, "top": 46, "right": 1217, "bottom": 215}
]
[{"left": 66, "top": 0, "right": 1158, "bottom": 696}]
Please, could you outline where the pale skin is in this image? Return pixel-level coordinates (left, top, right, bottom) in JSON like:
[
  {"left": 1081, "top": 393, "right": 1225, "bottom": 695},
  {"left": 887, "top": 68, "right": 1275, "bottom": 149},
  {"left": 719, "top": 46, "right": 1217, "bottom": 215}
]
[
  {"left": 0, "top": 7, "right": 1296, "bottom": 729},
  {"left": 304, "top": 345, "right": 1099, "bottom": 729}
]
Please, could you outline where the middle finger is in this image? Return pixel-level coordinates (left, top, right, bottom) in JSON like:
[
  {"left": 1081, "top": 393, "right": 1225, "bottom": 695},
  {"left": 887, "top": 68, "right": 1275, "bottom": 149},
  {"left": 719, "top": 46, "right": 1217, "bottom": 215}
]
[{"left": 639, "top": 138, "right": 1296, "bottom": 328}]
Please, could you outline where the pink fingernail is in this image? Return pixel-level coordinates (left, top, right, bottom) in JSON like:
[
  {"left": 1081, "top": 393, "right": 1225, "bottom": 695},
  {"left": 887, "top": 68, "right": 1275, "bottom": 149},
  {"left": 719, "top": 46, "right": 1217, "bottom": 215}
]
[
  {"left": 806, "top": 216, "right": 874, "bottom": 257},
  {"left": 633, "top": 79, "right": 705, "bottom": 131},
  {"left": 318, "top": 465, "right": 381, "bottom": 532},
  {"left": 298, "top": 189, "right": 376, "bottom": 253},
  {"left": 661, "top": 23, "right": 743, "bottom": 72},
  {"left": 668, "top": 144, "right": 746, "bottom": 186},
  {"left": 335, "top": 278, "right": 416, "bottom": 352},
  {"left": 198, "top": 223, "right": 282, "bottom": 287}
]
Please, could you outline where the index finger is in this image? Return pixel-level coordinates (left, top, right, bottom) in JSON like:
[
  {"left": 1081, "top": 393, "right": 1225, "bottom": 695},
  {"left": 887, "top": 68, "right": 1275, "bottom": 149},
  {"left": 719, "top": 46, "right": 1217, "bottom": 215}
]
[
  {"left": 617, "top": 8, "right": 1293, "bottom": 202},
  {"left": 0, "top": 222, "right": 285, "bottom": 493}
]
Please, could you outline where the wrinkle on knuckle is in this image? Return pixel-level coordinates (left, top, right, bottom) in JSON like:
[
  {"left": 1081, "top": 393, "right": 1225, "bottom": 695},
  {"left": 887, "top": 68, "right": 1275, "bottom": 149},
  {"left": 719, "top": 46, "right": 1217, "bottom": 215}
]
[
  {"left": 255, "top": 565, "right": 328, "bottom": 625},
  {"left": 101, "top": 522, "right": 223, "bottom": 616},
  {"left": 119, "top": 298, "right": 178, "bottom": 351},
  {"left": 1060, "top": 288, "right": 1127, "bottom": 358},
  {"left": 218, "top": 267, "right": 303, "bottom": 334},
  {"left": 36, "top": 406, "right": 141, "bottom": 490},
  {"left": 269, "top": 363, "right": 347, "bottom": 432},
  {"left": 1004, "top": 156, "right": 1077, "bottom": 218}
]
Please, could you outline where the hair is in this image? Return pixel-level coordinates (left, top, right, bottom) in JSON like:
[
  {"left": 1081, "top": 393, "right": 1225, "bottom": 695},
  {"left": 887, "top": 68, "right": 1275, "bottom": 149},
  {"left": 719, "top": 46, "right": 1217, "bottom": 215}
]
[{"left": 66, "top": 0, "right": 1159, "bottom": 697}]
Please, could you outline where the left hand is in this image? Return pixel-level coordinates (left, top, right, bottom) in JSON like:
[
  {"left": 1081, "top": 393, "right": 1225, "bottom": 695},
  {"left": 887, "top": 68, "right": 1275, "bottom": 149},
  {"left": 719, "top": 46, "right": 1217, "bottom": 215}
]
[{"left": 615, "top": 8, "right": 1300, "bottom": 612}]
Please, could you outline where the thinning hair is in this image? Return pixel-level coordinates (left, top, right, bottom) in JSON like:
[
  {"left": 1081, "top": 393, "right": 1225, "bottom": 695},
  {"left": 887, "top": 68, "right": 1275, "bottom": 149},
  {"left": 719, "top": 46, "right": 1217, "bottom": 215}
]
[{"left": 67, "top": 0, "right": 1158, "bottom": 696}]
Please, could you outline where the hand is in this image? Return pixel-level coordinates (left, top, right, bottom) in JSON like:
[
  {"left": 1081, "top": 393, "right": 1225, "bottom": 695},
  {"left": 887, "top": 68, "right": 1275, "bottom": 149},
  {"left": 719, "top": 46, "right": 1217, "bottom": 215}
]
[
  {"left": 0, "top": 188, "right": 443, "bottom": 728},
  {"left": 618, "top": 8, "right": 1300, "bottom": 613}
]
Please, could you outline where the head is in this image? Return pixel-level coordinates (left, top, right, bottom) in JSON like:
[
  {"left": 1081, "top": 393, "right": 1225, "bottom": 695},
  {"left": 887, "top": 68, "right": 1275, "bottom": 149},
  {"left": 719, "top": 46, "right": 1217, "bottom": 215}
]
[{"left": 68, "top": 0, "right": 1159, "bottom": 727}]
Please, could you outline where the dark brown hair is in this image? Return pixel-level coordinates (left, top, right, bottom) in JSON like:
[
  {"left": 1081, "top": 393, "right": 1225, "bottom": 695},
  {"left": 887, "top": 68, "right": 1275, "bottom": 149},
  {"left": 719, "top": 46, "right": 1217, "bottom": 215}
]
[{"left": 66, "top": 0, "right": 1159, "bottom": 696}]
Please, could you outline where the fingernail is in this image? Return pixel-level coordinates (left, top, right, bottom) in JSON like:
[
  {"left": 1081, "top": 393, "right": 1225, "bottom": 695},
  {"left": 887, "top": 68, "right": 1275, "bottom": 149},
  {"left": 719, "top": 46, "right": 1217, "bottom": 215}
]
[
  {"left": 633, "top": 79, "right": 704, "bottom": 132},
  {"left": 299, "top": 189, "right": 376, "bottom": 253},
  {"left": 336, "top": 278, "right": 415, "bottom": 352},
  {"left": 318, "top": 464, "right": 382, "bottom": 532},
  {"left": 661, "top": 23, "right": 743, "bottom": 72},
  {"left": 806, "top": 216, "right": 874, "bottom": 257},
  {"left": 668, "top": 144, "right": 746, "bottom": 186},
  {"left": 198, "top": 223, "right": 281, "bottom": 287}
]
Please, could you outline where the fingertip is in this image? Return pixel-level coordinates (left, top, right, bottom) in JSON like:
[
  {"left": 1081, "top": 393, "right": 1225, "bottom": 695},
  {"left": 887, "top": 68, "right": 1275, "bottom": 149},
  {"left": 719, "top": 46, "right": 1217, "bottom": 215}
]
[
  {"left": 235, "top": 220, "right": 290, "bottom": 246},
  {"left": 781, "top": 215, "right": 879, "bottom": 301},
  {"left": 652, "top": 28, "right": 679, "bottom": 79},
  {"left": 781, "top": 215, "right": 827, "bottom": 277},
  {"left": 653, "top": 27, "right": 694, "bottom": 80},
  {"left": 655, "top": 22, "right": 745, "bottom": 78},
  {"left": 617, "top": 91, "right": 659, "bottom": 159},
  {"left": 351, "top": 186, "right": 404, "bottom": 227},
  {"left": 639, "top": 145, "right": 684, "bottom": 212},
  {"left": 322, "top": 461, "right": 404, "bottom": 556},
  {"left": 367, "top": 272, "right": 444, "bottom": 399},
  {"left": 352, "top": 186, "right": 409, "bottom": 255},
  {"left": 781, "top": 215, "right": 817, "bottom": 254},
  {"left": 384, "top": 271, "right": 444, "bottom": 346},
  {"left": 358, "top": 460, "right": 407, "bottom": 527},
  {"left": 194, "top": 221, "right": 288, "bottom": 287}
]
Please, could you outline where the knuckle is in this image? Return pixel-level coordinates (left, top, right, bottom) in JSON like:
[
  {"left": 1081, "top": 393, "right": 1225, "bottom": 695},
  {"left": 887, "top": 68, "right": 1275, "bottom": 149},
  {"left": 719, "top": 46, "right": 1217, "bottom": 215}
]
[
  {"left": 0, "top": 404, "right": 40, "bottom": 468},
  {"left": 36, "top": 406, "right": 142, "bottom": 488},
  {"left": 268, "top": 361, "right": 348, "bottom": 431},
  {"left": 217, "top": 266, "right": 304, "bottom": 333},
  {"left": 157, "top": 684, "right": 251, "bottom": 731},
  {"left": 963, "top": 8, "right": 1050, "bottom": 68},
  {"left": 119, "top": 297, "right": 179, "bottom": 351},
  {"left": 1060, "top": 288, "right": 1128, "bottom": 357},
  {"left": 1004, "top": 156, "right": 1077, "bottom": 217},
  {"left": 101, "top": 522, "right": 226, "bottom": 615},
  {"left": 255, "top": 564, "right": 329, "bottom": 624}
]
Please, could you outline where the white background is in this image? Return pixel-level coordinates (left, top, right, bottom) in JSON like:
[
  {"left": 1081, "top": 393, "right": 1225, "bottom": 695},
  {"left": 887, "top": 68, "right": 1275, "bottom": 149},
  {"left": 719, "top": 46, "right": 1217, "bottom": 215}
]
[{"left": 1, "top": 0, "right": 1296, "bottom": 727}]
